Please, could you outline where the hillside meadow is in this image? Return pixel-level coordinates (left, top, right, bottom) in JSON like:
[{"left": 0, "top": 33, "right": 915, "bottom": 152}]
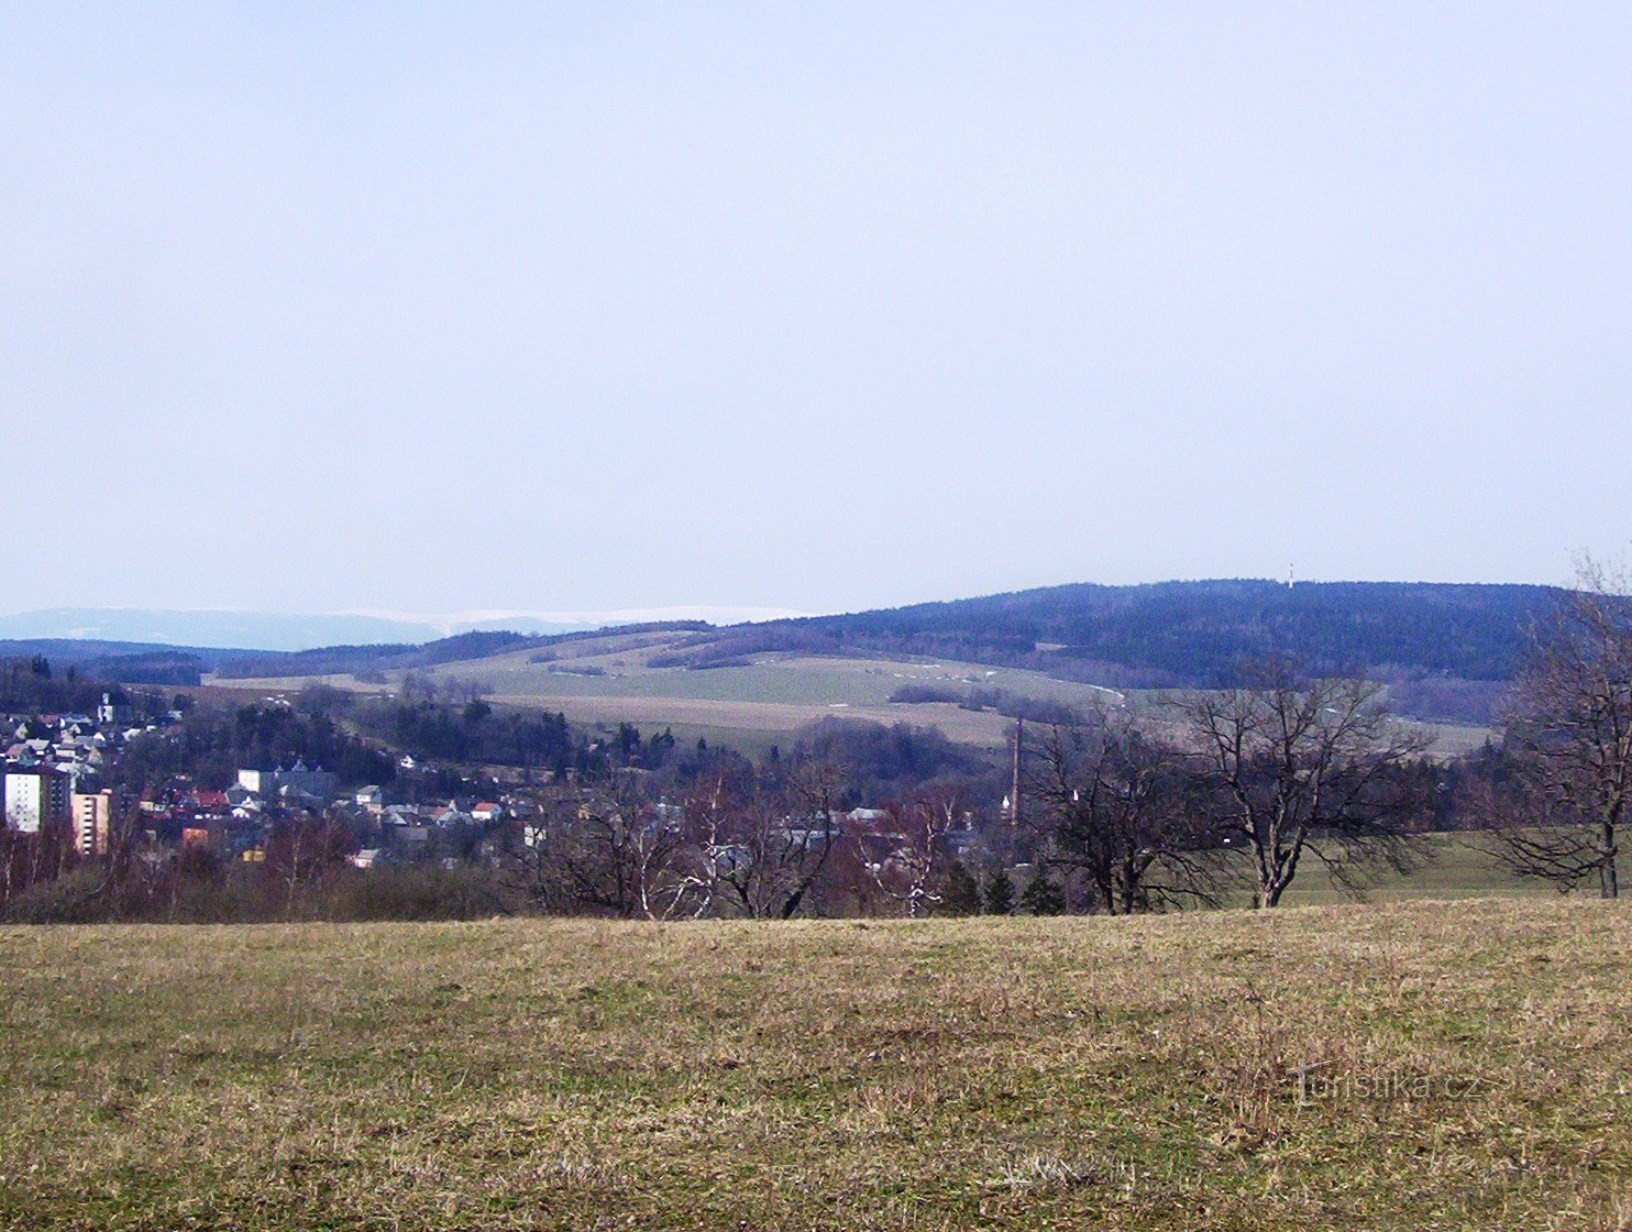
[{"left": 3, "top": 899, "right": 1629, "bottom": 1231}]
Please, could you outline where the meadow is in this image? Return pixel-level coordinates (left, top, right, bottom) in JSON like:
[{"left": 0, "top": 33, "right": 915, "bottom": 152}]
[
  {"left": 1215, "top": 831, "right": 1551, "bottom": 907},
  {"left": 3, "top": 897, "right": 1629, "bottom": 1231}
]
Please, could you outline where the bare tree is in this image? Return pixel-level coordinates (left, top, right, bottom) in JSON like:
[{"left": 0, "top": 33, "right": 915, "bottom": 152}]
[
  {"left": 1178, "top": 665, "right": 1431, "bottom": 908},
  {"left": 1487, "top": 559, "right": 1632, "bottom": 897},
  {"left": 855, "top": 786, "right": 963, "bottom": 918},
  {"left": 263, "top": 812, "right": 352, "bottom": 919},
  {"left": 1028, "top": 712, "right": 1219, "bottom": 913},
  {"left": 665, "top": 770, "right": 739, "bottom": 919},
  {"left": 551, "top": 775, "right": 685, "bottom": 919},
  {"left": 497, "top": 789, "right": 581, "bottom": 912},
  {"left": 685, "top": 761, "right": 844, "bottom": 920}
]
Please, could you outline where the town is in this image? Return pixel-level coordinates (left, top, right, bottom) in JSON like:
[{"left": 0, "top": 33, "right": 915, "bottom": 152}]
[{"left": 0, "top": 665, "right": 1026, "bottom": 922}]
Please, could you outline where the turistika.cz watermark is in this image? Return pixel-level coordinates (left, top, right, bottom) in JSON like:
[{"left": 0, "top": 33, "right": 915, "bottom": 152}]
[{"left": 1289, "top": 1061, "right": 1485, "bottom": 1104}]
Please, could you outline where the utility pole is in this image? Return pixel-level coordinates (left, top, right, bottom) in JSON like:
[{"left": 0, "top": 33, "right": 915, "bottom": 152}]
[{"left": 1008, "top": 716, "right": 1023, "bottom": 832}]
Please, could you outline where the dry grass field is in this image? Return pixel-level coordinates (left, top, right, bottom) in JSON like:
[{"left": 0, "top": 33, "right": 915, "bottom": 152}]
[{"left": 4, "top": 898, "right": 1630, "bottom": 1230}]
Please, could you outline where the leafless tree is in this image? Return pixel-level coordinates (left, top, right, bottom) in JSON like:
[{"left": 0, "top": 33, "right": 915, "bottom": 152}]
[
  {"left": 664, "top": 771, "right": 736, "bottom": 918},
  {"left": 1487, "top": 559, "right": 1632, "bottom": 897},
  {"left": 263, "top": 812, "right": 352, "bottom": 919},
  {"left": 1028, "top": 711, "right": 1219, "bottom": 913},
  {"left": 1177, "top": 664, "right": 1431, "bottom": 908},
  {"left": 497, "top": 789, "right": 580, "bottom": 912},
  {"left": 856, "top": 785, "right": 963, "bottom": 917},
  {"left": 682, "top": 761, "right": 844, "bottom": 920},
  {"left": 551, "top": 775, "right": 686, "bottom": 918}
]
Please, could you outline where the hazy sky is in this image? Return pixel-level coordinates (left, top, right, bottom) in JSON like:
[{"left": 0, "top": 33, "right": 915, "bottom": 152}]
[{"left": 4, "top": 3, "right": 1629, "bottom": 618}]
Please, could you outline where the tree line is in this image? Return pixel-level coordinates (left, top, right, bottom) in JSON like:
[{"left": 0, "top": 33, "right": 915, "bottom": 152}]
[{"left": 0, "top": 657, "right": 159, "bottom": 719}]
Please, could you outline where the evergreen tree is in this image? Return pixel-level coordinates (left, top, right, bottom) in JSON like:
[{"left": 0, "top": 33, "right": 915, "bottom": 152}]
[
  {"left": 1019, "top": 872, "right": 1065, "bottom": 915},
  {"left": 983, "top": 868, "right": 1016, "bottom": 915},
  {"left": 938, "top": 860, "right": 982, "bottom": 916}
]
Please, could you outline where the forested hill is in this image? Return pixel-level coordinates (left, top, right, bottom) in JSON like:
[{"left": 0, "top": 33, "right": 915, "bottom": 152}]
[
  {"left": 774, "top": 580, "right": 1564, "bottom": 687},
  {"left": 8, "top": 583, "right": 1568, "bottom": 707}
]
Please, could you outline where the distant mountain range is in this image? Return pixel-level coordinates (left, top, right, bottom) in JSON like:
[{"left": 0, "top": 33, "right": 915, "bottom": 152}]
[
  {"left": 0, "top": 605, "right": 806, "bottom": 652},
  {"left": 0, "top": 609, "right": 454, "bottom": 651}
]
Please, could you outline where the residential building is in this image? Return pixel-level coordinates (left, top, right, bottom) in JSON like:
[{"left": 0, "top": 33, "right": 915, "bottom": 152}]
[
  {"left": 6, "top": 768, "right": 70, "bottom": 833},
  {"left": 236, "top": 760, "right": 338, "bottom": 800},
  {"left": 72, "top": 790, "right": 116, "bottom": 855}
]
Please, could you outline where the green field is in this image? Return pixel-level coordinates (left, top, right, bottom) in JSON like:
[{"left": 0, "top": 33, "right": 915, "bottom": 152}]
[
  {"left": 1215, "top": 831, "right": 1550, "bottom": 907},
  {"left": 4, "top": 898, "right": 1630, "bottom": 1230}
]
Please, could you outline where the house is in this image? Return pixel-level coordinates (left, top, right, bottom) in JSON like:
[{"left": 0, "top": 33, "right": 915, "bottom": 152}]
[
  {"left": 471, "top": 801, "right": 504, "bottom": 822},
  {"left": 782, "top": 813, "right": 845, "bottom": 849},
  {"left": 275, "top": 784, "right": 324, "bottom": 810},
  {"left": 354, "top": 785, "right": 384, "bottom": 812},
  {"left": 708, "top": 842, "right": 752, "bottom": 872},
  {"left": 385, "top": 824, "right": 431, "bottom": 856},
  {"left": 97, "top": 693, "right": 135, "bottom": 727},
  {"left": 433, "top": 802, "right": 471, "bottom": 827}
]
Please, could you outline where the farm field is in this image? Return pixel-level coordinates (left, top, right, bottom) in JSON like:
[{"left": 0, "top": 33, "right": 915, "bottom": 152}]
[
  {"left": 213, "top": 630, "right": 1490, "bottom": 756},
  {"left": 3, "top": 899, "right": 1630, "bottom": 1231},
  {"left": 214, "top": 635, "right": 1131, "bottom": 752}
]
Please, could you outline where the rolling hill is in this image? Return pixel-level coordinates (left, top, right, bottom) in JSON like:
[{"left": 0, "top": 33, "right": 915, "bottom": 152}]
[
  {"left": 198, "top": 579, "right": 1561, "bottom": 687},
  {"left": 182, "top": 580, "right": 1563, "bottom": 739},
  {"left": 755, "top": 579, "right": 1562, "bottom": 686}
]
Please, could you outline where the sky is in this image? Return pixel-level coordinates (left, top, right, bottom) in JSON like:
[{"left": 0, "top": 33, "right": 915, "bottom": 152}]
[{"left": 3, "top": 3, "right": 1629, "bottom": 620}]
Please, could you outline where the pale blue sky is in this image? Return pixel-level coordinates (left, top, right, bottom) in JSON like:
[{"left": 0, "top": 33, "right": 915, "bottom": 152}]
[{"left": 3, "top": 3, "right": 1628, "bottom": 617}]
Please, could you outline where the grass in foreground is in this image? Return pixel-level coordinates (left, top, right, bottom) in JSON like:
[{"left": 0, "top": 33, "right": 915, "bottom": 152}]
[{"left": 3, "top": 899, "right": 1630, "bottom": 1230}]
